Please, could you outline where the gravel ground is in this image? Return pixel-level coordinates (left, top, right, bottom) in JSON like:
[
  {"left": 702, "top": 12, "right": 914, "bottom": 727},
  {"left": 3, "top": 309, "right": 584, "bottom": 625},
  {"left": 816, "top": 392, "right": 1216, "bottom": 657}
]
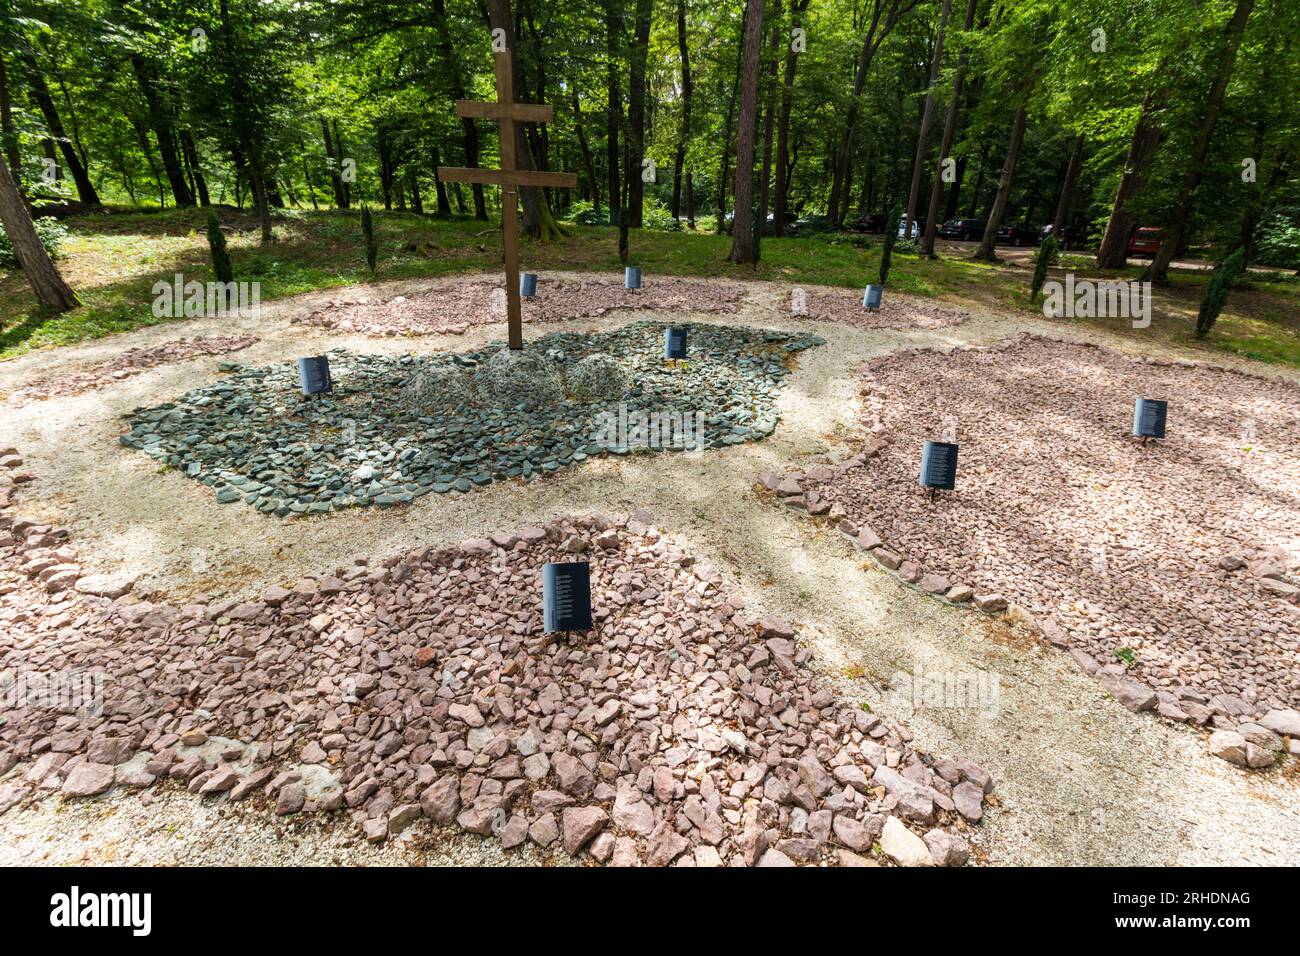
[
  {"left": 117, "top": 322, "right": 822, "bottom": 516},
  {"left": 0, "top": 785, "right": 574, "bottom": 866},
  {"left": 295, "top": 274, "right": 749, "bottom": 337},
  {"left": 1, "top": 271, "right": 1297, "bottom": 866},
  {"left": 787, "top": 284, "right": 971, "bottom": 330},
  {"left": 1, "top": 510, "right": 991, "bottom": 867},
  {"left": 796, "top": 334, "right": 1300, "bottom": 716},
  {"left": 2, "top": 335, "right": 259, "bottom": 407}
]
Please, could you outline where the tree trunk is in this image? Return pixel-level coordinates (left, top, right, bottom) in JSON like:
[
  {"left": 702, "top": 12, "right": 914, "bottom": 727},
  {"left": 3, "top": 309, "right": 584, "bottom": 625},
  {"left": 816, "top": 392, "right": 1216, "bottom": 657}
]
[
  {"left": 377, "top": 129, "right": 395, "bottom": 210},
  {"left": 239, "top": 143, "right": 274, "bottom": 243},
  {"left": 625, "top": 0, "right": 653, "bottom": 228},
  {"left": 321, "top": 118, "right": 346, "bottom": 208},
  {"left": 1145, "top": 0, "right": 1255, "bottom": 283},
  {"left": 606, "top": 0, "right": 623, "bottom": 227},
  {"left": 829, "top": 0, "right": 906, "bottom": 224},
  {"left": 755, "top": 0, "right": 783, "bottom": 259},
  {"left": 0, "top": 152, "right": 78, "bottom": 311},
  {"left": 921, "top": 0, "right": 976, "bottom": 256},
  {"left": 684, "top": 170, "right": 695, "bottom": 227},
  {"left": 182, "top": 131, "right": 210, "bottom": 206},
  {"left": 124, "top": 54, "right": 192, "bottom": 207},
  {"left": 728, "top": 0, "right": 766, "bottom": 263},
  {"left": 1095, "top": 57, "right": 1180, "bottom": 269},
  {"left": 974, "top": 99, "right": 1027, "bottom": 260},
  {"left": 671, "top": 0, "right": 693, "bottom": 222},
  {"left": 716, "top": 51, "right": 741, "bottom": 234},
  {"left": 1050, "top": 133, "right": 1083, "bottom": 245},
  {"left": 431, "top": 0, "right": 486, "bottom": 220},
  {"left": 333, "top": 120, "right": 351, "bottom": 208},
  {"left": 905, "top": 0, "right": 952, "bottom": 237},
  {"left": 431, "top": 146, "right": 452, "bottom": 217},
  {"left": 773, "top": 0, "right": 810, "bottom": 236},
  {"left": 600, "top": 1, "right": 621, "bottom": 227},
  {"left": 298, "top": 138, "right": 319, "bottom": 210},
  {"left": 0, "top": 51, "right": 18, "bottom": 182},
  {"left": 571, "top": 83, "right": 600, "bottom": 212},
  {"left": 21, "top": 53, "right": 100, "bottom": 206},
  {"left": 487, "top": 0, "right": 563, "bottom": 240}
]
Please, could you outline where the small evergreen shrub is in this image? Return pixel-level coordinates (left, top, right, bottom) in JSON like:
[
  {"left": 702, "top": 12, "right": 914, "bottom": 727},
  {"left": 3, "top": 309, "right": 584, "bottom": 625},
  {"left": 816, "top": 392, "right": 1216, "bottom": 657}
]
[
  {"left": 206, "top": 209, "right": 234, "bottom": 284},
  {"left": 1196, "top": 247, "right": 1246, "bottom": 339},
  {"left": 361, "top": 205, "right": 378, "bottom": 276},
  {"left": 1031, "top": 234, "right": 1059, "bottom": 299}
]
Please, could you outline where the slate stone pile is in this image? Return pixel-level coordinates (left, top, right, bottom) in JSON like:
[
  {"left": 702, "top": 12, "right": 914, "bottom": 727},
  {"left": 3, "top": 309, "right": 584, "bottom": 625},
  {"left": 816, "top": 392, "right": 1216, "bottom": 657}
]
[
  {"left": 0, "top": 453, "right": 992, "bottom": 865},
  {"left": 769, "top": 335, "right": 1300, "bottom": 767},
  {"left": 296, "top": 275, "right": 749, "bottom": 337},
  {"left": 6, "top": 335, "right": 259, "bottom": 406},
  {"left": 119, "top": 322, "right": 824, "bottom": 517}
]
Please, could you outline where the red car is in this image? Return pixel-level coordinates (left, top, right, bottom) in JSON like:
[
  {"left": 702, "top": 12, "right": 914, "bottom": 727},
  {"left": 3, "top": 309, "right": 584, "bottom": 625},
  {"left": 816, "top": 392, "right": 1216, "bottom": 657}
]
[{"left": 1127, "top": 227, "right": 1164, "bottom": 259}]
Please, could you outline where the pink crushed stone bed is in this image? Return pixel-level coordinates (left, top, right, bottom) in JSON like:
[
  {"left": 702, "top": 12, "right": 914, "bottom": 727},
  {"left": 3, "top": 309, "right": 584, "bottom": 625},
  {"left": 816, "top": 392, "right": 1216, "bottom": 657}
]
[
  {"left": 792, "top": 334, "right": 1300, "bottom": 723},
  {"left": 787, "top": 285, "right": 970, "bottom": 331},
  {"left": 4, "top": 335, "right": 259, "bottom": 406},
  {"left": 0, "top": 457, "right": 990, "bottom": 867},
  {"left": 295, "top": 275, "right": 749, "bottom": 337}
]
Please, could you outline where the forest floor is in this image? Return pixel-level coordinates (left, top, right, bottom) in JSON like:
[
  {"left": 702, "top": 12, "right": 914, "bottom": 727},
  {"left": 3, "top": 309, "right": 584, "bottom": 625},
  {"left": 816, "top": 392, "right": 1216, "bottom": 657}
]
[
  {"left": 3, "top": 206, "right": 1298, "bottom": 367},
  {"left": 0, "top": 269, "right": 1296, "bottom": 866}
]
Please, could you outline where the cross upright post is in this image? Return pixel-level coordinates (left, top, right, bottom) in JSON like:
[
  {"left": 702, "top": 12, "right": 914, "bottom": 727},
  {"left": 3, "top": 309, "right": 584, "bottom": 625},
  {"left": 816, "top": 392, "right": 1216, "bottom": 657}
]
[{"left": 437, "top": 50, "right": 577, "bottom": 350}]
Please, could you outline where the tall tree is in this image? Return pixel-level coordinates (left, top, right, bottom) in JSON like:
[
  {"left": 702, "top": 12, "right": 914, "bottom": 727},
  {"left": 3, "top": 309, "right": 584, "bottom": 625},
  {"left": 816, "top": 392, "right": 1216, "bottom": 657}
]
[
  {"left": 431, "top": 0, "right": 487, "bottom": 220},
  {"left": 921, "top": 0, "right": 977, "bottom": 256},
  {"left": 728, "top": 0, "right": 765, "bottom": 263},
  {"left": 605, "top": 0, "right": 622, "bottom": 228},
  {"left": 1144, "top": 0, "right": 1255, "bottom": 282},
  {"left": 625, "top": 0, "right": 652, "bottom": 227},
  {"left": 0, "top": 151, "right": 77, "bottom": 310},
  {"left": 772, "top": 0, "right": 809, "bottom": 236},
  {"left": 828, "top": 0, "right": 920, "bottom": 224},
  {"left": 904, "top": 0, "right": 952, "bottom": 236},
  {"left": 20, "top": 50, "right": 100, "bottom": 205},
  {"left": 0, "top": 50, "right": 19, "bottom": 180},
  {"left": 755, "top": 0, "right": 783, "bottom": 258},
  {"left": 974, "top": 96, "right": 1028, "bottom": 260},
  {"left": 486, "top": 0, "right": 563, "bottom": 240},
  {"left": 671, "top": 0, "right": 693, "bottom": 223},
  {"left": 1049, "top": 133, "right": 1083, "bottom": 245}
]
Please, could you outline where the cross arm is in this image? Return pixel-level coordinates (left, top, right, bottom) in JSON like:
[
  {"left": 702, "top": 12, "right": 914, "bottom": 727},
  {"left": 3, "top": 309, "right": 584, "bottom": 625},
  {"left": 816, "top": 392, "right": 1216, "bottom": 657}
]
[{"left": 455, "top": 100, "right": 555, "bottom": 124}]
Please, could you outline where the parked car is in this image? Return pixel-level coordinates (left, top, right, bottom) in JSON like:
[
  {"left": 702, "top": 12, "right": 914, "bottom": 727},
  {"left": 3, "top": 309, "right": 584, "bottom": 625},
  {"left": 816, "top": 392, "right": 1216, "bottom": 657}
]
[
  {"left": 996, "top": 222, "right": 1039, "bottom": 246},
  {"left": 851, "top": 213, "right": 887, "bottom": 233},
  {"left": 897, "top": 218, "right": 923, "bottom": 240},
  {"left": 794, "top": 214, "right": 838, "bottom": 235},
  {"left": 1127, "top": 226, "right": 1164, "bottom": 258},
  {"left": 938, "top": 218, "right": 985, "bottom": 241}
]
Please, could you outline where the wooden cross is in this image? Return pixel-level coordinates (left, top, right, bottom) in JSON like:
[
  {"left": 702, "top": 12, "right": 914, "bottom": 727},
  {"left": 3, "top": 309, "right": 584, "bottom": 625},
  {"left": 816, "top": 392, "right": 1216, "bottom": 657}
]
[{"left": 437, "top": 50, "right": 577, "bottom": 350}]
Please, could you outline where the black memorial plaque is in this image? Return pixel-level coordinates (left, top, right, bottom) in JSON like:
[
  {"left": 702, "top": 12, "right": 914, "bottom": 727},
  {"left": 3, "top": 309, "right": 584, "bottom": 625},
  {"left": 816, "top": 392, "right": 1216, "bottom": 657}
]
[
  {"left": 1132, "top": 397, "right": 1167, "bottom": 439},
  {"left": 664, "top": 327, "right": 688, "bottom": 360},
  {"left": 542, "top": 561, "right": 593, "bottom": 633},
  {"left": 919, "top": 440, "right": 959, "bottom": 490},
  {"left": 298, "top": 356, "right": 332, "bottom": 396}
]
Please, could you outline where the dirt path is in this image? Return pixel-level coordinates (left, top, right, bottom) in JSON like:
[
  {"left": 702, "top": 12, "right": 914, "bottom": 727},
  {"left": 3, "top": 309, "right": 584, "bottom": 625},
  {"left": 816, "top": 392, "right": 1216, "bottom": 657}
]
[{"left": 1, "top": 272, "right": 1295, "bottom": 866}]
